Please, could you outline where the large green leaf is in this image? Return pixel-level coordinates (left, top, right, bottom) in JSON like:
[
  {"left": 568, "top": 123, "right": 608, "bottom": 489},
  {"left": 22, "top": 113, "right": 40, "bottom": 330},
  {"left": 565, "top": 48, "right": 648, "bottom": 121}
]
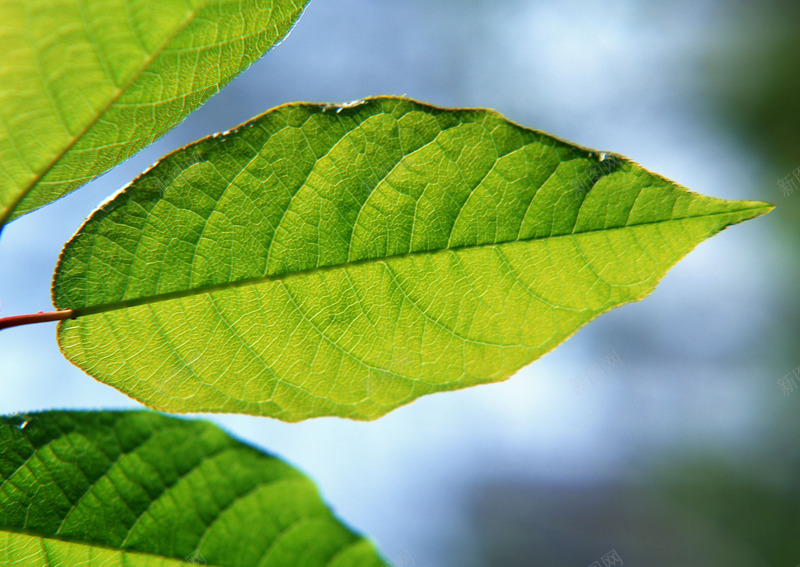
[
  {"left": 0, "top": 0, "right": 308, "bottom": 228},
  {"left": 52, "top": 97, "right": 772, "bottom": 421},
  {"left": 0, "top": 410, "right": 384, "bottom": 566}
]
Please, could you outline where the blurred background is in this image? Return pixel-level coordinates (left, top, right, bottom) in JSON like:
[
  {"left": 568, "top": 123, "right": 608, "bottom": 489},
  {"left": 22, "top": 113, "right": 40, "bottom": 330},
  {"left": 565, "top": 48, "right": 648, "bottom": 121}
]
[{"left": 1, "top": 0, "right": 799, "bottom": 564}]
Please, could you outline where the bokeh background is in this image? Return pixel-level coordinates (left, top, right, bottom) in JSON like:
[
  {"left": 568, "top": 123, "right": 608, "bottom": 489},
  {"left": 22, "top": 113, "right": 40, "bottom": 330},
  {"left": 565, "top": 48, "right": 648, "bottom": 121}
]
[{"left": 1, "top": 1, "right": 799, "bottom": 565}]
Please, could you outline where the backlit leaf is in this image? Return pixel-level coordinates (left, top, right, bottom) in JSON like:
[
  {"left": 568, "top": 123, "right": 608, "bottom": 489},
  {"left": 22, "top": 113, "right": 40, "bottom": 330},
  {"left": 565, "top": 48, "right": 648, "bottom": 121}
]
[
  {"left": 0, "top": 0, "right": 308, "bottom": 228},
  {"left": 52, "top": 97, "right": 772, "bottom": 420},
  {"left": 0, "top": 410, "right": 384, "bottom": 566}
]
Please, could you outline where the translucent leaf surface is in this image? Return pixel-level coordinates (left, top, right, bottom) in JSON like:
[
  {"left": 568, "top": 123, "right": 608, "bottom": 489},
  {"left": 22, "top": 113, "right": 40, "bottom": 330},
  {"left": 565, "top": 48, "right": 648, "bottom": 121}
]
[
  {"left": 0, "top": 0, "right": 308, "bottom": 228},
  {"left": 0, "top": 411, "right": 384, "bottom": 566},
  {"left": 53, "top": 97, "right": 773, "bottom": 421}
]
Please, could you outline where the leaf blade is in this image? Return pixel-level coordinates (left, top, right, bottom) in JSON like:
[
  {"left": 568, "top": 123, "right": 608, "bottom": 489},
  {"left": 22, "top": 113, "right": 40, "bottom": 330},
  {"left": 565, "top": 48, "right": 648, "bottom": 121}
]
[
  {"left": 0, "top": 0, "right": 308, "bottom": 227},
  {"left": 53, "top": 97, "right": 773, "bottom": 420},
  {"left": 0, "top": 411, "right": 384, "bottom": 566}
]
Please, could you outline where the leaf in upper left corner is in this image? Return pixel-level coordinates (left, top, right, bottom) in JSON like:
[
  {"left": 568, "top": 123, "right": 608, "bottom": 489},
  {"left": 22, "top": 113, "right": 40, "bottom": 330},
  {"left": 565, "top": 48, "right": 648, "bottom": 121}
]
[{"left": 0, "top": 0, "right": 309, "bottom": 229}]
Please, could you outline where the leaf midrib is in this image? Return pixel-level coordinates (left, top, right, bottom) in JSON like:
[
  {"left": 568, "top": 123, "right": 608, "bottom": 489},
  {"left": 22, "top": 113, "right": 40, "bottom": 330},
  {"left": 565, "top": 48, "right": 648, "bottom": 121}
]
[
  {"left": 2, "top": 526, "right": 234, "bottom": 567},
  {"left": 2, "top": 525, "right": 367, "bottom": 567},
  {"left": 64, "top": 203, "right": 769, "bottom": 317},
  {"left": 1, "top": 526, "right": 221, "bottom": 566},
  {"left": 0, "top": 0, "right": 211, "bottom": 228}
]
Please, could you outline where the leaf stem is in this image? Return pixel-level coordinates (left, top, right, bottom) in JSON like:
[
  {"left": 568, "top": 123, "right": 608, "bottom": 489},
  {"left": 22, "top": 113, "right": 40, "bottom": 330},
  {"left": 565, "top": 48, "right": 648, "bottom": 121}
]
[{"left": 0, "top": 309, "right": 76, "bottom": 331}]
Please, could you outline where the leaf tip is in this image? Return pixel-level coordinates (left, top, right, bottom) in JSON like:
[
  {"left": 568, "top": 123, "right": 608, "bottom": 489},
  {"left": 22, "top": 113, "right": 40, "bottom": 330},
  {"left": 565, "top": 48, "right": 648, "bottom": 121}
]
[{"left": 735, "top": 199, "right": 775, "bottom": 221}]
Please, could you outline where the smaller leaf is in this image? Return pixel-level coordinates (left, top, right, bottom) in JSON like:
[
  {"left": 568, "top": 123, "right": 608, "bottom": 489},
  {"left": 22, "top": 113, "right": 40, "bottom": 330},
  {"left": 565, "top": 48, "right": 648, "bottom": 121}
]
[
  {"left": 0, "top": 410, "right": 385, "bottom": 567},
  {"left": 0, "top": 0, "right": 309, "bottom": 228}
]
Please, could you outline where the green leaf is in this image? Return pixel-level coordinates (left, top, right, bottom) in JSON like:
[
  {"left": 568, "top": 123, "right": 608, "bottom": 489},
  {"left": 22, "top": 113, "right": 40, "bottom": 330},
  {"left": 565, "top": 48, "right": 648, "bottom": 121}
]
[
  {"left": 52, "top": 97, "right": 773, "bottom": 421},
  {"left": 0, "top": 411, "right": 384, "bottom": 566},
  {"left": 0, "top": 0, "right": 308, "bottom": 228}
]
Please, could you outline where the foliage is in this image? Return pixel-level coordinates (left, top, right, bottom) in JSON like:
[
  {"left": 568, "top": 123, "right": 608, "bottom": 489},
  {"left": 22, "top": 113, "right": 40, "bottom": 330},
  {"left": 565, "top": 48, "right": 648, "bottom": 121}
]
[
  {"left": 0, "top": 0, "right": 306, "bottom": 226},
  {"left": 0, "top": 0, "right": 772, "bottom": 563},
  {"left": 0, "top": 411, "right": 384, "bottom": 566},
  {"left": 52, "top": 97, "right": 770, "bottom": 420}
]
